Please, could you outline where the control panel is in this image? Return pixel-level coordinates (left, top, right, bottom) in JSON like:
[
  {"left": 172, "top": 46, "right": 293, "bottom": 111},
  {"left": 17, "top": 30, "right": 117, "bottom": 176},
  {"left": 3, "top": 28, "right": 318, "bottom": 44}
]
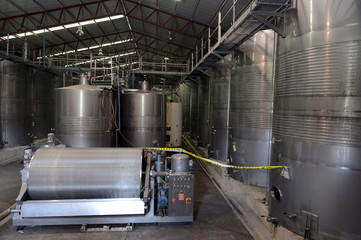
[{"left": 167, "top": 174, "right": 194, "bottom": 217}]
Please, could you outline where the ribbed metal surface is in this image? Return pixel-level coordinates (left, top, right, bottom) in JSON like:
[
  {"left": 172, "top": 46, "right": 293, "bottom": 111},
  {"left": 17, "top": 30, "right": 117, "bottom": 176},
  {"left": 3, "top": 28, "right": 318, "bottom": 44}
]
[
  {"left": 274, "top": 41, "right": 361, "bottom": 147},
  {"left": 0, "top": 60, "right": 28, "bottom": 147},
  {"left": 55, "top": 84, "right": 114, "bottom": 147},
  {"left": 166, "top": 102, "right": 182, "bottom": 147},
  {"left": 179, "top": 83, "right": 191, "bottom": 132},
  {"left": 229, "top": 30, "right": 274, "bottom": 187},
  {"left": 121, "top": 90, "right": 166, "bottom": 147},
  {"left": 26, "top": 71, "right": 59, "bottom": 140},
  {"left": 197, "top": 75, "right": 211, "bottom": 147},
  {"left": 209, "top": 61, "right": 231, "bottom": 161},
  {"left": 28, "top": 148, "right": 143, "bottom": 200},
  {"left": 269, "top": 0, "right": 361, "bottom": 239},
  {"left": 189, "top": 82, "right": 199, "bottom": 139}
]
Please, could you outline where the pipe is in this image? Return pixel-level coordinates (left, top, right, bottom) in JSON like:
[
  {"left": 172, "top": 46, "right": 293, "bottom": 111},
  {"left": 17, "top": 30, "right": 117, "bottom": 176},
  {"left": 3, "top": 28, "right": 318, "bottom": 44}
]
[
  {"left": 79, "top": 74, "right": 88, "bottom": 85},
  {"left": 116, "top": 86, "right": 121, "bottom": 147},
  {"left": 140, "top": 81, "right": 149, "bottom": 91},
  {"left": 0, "top": 203, "right": 15, "bottom": 221}
]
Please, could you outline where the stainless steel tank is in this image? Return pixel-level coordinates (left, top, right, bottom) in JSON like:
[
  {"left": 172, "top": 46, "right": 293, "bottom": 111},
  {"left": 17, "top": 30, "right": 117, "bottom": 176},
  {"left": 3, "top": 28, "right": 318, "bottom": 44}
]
[
  {"left": 55, "top": 75, "right": 114, "bottom": 147},
  {"left": 229, "top": 30, "right": 274, "bottom": 187},
  {"left": 197, "top": 75, "right": 211, "bottom": 147},
  {"left": 120, "top": 88, "right": 166, "bottom": 147},
  {"left": 209, "top": 61, "right": 231, "bottom": 161},
  {"left": 166, "top": 101, "right": 182, "bottom": 147},
  {"left": 0, "top": 60, "right": 28, "bottom": 147},
  {"left": 179, "top": 82, "right": 191, "bottom": 132},
  {"left": 171, "top": 153, "right": 190, "bottom": 172},
  {"left": 28, "top": 148, "right": 143, "bottom": 200},
  {"left": 269, "top": 0, "right": 361, "bottom": 239},
  {"left": 26, "top": 70, "right": 59, "bottom": 140},
  {"left": 189, "top": 82, "right": 199, "bottom": 140}
]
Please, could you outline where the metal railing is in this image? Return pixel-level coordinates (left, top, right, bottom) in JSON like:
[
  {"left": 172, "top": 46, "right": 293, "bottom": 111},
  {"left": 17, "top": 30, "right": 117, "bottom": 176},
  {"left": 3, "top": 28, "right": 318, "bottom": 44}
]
[{"left": 187, "top": 0, "right": 292, "bottom": 74}]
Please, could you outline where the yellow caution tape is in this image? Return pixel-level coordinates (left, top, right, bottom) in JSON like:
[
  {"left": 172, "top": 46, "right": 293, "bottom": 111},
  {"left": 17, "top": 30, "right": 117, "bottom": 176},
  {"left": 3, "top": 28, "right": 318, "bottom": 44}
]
[{"left": 144, "top": 147, "right": 285, "bottom": 170}]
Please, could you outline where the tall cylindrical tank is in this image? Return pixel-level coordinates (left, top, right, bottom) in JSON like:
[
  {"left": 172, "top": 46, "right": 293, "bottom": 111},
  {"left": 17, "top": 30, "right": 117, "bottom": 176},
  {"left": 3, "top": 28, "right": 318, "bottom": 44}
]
[
  {"left": 55, "top": 75, "right": 114, "bottom": 147},
  {"left": 179, "top": 82, "right": 191, "bottom": 132},
  {"left": 269, "top": 1, "right": 361, "bottom": 239},
  {"left": 209, "top": 61, "right": 231, "bottom": 161},
  {"left": 0, "top": 60, "right": 28, "bottom": 147},
  {"left": 120, "top": 88, "right": 166, "bottom": 147},
  {"left": 189, "top": 82, "right": 199, "bottom": 140},
  {"left": 26, "top": 70, "right": 59, "bottom": 140},
  {"left": 228, "top": 30, "right": 274, "bottom": 187},
  {"left": 198, "top": 75, "right": 211, "bottom": 147},
  {"left": 166, "top": 101, "right": 182, "bottom": 147}
]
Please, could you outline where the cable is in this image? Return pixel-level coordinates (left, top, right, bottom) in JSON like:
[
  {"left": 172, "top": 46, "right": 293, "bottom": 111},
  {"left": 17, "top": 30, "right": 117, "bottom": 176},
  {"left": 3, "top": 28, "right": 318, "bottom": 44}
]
[
  {"left": 144, "top": 147, "right": 286, "bottom": 171},
  {"left": 54, "top": 137, "right": 63, "bottom": 145},
  {"left": 118, "top": 130, "right": 134, "bottom": 147}
]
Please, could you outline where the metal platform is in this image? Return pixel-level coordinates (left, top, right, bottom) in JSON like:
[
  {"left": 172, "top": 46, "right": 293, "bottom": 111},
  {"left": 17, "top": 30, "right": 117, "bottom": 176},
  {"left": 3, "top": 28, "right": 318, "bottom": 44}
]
[{"left": 179, "top": 0, "right": 292, "bottom": 83}]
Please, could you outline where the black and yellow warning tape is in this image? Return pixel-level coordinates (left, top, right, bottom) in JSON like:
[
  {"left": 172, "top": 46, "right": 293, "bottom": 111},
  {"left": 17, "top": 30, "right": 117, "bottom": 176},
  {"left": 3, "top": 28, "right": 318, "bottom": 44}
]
[{"left": 144, "top": 147, "right": 286, "bottom": 171}]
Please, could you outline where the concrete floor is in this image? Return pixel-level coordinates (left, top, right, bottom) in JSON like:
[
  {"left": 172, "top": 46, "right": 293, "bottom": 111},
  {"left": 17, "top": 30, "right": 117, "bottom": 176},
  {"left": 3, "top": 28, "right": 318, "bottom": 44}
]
[
  {"left": 0, "top": 160, "right": 253, "bottom": 240},
  {"left": 0, "top": 159, "right": 22, "bottom": 212}
]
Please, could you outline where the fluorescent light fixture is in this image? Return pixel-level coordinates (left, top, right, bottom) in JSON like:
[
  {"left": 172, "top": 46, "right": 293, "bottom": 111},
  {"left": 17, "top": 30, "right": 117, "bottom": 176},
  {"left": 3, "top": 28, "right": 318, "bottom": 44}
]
[
  {"left": 89, "top": 45, "right": 99, "bottom": 49},
  {"left": 1, "top": 14, "right": 124, "bottom": 40},
  {"left": 64, "top": 23, "right": 79, "bottom": 28},
  {"left": 48, "top": 26, "right": 64, "bottom": 31},
  {"left": 37, "top": 39, "right": 133, "bottom": 59},
  {"left": 113, "top": 39, "right": 132, "bottom": 44},
  {"left": 79, "top": 20, "right": 95, "bottom": 26},
  {"left": 64, "top": 51, "right": 136, "bottom": 67},
  {"left": 33, "top": 29, "right": 46, "bottom": 34},
  {"left": 95, "top": 17, "right": 111, "bottom": 23},
  {"left": 110, "top": 15, "right": 124, "bottom": 20},
  {"left": 0, "top": 35, "right": 16, "bottom": 40},
  {"left": 16, "top": 33, "right": 27, "bottom": 37}
]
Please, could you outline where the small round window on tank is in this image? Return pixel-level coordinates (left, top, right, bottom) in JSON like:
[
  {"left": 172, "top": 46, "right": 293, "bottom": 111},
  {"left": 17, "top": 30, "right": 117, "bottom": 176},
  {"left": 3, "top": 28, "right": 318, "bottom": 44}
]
[{"left": 271, "top": 186, "right": 282, "bottom": 201}]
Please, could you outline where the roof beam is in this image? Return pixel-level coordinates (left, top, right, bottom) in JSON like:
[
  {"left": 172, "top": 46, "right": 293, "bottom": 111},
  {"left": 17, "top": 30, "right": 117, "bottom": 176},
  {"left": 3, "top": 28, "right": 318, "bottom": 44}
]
[
  {"left": 0, "top": 0, "right": 209, "bottom": 40},
  {"left": 35, "top": 30, "right": 192, "bottom": 57}
]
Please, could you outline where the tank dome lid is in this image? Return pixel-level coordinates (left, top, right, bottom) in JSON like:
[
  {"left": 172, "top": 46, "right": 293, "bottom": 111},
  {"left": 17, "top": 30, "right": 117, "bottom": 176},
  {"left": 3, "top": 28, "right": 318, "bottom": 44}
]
[{"left": 56, "top": 74, "right": 105, "bottom": 91}]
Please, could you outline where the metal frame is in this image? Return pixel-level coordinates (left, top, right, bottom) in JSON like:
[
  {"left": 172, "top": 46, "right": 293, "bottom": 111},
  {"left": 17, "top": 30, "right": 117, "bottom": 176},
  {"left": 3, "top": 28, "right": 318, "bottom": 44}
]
[
  {"left": 11, "top": 151, "right": 194, "bottom": 226},
  {"left": 178, "top": 0, "right": 291, "bottom": 85}
]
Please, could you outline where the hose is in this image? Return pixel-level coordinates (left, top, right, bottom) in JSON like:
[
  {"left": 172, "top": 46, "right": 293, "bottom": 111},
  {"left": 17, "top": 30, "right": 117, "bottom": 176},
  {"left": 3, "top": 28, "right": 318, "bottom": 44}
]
[{"left": 144, "top": 147, "right": 286, "bottom": 171}]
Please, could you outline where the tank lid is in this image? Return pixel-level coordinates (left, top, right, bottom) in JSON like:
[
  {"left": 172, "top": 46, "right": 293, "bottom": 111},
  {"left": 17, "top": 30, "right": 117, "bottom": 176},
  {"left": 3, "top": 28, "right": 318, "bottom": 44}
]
[
  {"left": 56, "top": 84, "right": 106, "bottom": 91},
  {"left": 79, "top": 74, "right": 88, "bottom": 85},
  {"left": 171, "top": 153, "right": 189, "bottom": 160},
  {"left": 140, "top": 81, "right": 149, "bottom": 91},
  {"left": 56, "top": 73, "right": 106, "bottom": 91},
  {"left": 124, "top": 90, "right": 163, "bottom": 95}
]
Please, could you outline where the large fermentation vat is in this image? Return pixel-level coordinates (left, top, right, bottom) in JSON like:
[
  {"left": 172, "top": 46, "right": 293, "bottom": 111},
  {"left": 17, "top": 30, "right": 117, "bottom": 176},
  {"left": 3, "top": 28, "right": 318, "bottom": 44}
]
[
  {"left": 179, "top": 82, "right": 191, "bottom": 133},
  {"left": 189, "top": 82, "right": 199, "bottom": 140},
  {"left": 166, "top": 101, "right": 182, "bottom": 147},
  {"left": 209, "top": 61, "right": 231, "bottom": 161},
  {"left": 120, "top": 85, "right": 166, "bottom": 147},
  {"left": 0, "top": 60, "right": 28, "bottom": 147},
  {"left": 26, "top": 70, "right": 58, "bottom": 140},
  {"left": 197, "top": 75, "right": 211, "bottom": 148},
  {"left": 269, "top": 0, "right": 361, "bottom": 239},
  {"left": 55, "top": 75, "right": 114, "bottom": 147},
  {"left": 229, "top": 30, "right": 274, "bottom": 187}
]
